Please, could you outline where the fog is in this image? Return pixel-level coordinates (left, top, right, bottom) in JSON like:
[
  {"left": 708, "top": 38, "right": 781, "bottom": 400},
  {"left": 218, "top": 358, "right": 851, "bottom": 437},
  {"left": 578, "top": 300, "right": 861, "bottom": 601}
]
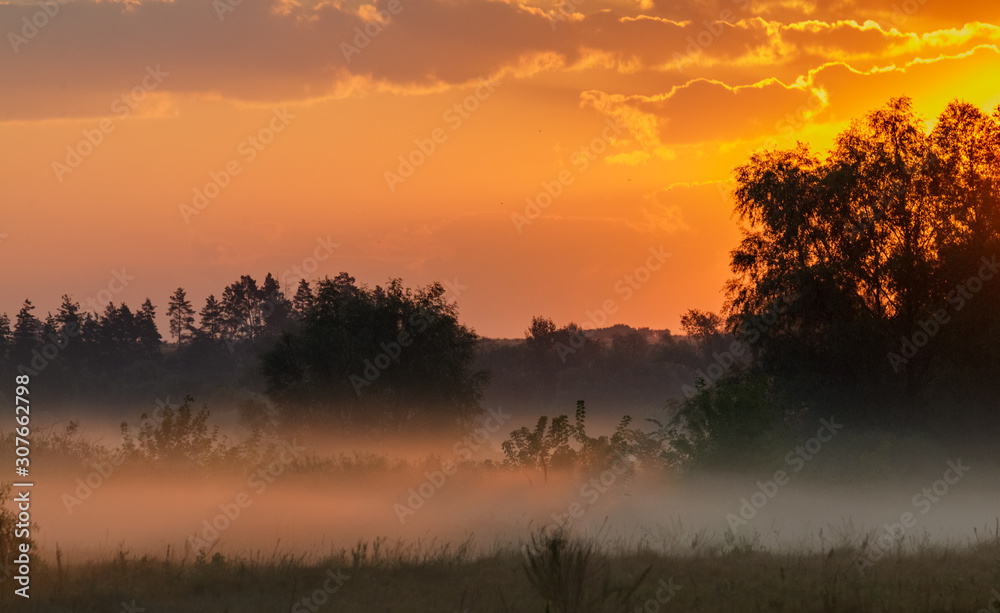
[{"left": 28, "top": 415, "right": 1000, "bottom": 566}]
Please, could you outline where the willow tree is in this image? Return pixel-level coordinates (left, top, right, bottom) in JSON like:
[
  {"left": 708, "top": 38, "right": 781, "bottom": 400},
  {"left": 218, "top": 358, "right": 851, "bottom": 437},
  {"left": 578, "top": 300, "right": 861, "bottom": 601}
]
[{"left": 724, "top": 97, "right": 1000, "bottom": 426}]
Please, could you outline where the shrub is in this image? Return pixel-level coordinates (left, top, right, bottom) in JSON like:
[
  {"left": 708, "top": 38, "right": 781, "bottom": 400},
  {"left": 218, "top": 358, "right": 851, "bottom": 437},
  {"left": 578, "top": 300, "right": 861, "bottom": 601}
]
[{"left": 660, "top": 374, "right": 784, "bottom": 469}]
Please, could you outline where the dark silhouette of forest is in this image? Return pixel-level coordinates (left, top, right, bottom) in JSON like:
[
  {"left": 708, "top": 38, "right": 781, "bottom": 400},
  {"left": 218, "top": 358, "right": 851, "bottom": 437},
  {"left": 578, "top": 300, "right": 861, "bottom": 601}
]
[
  {"left": 722, "top": 97, "right": 1000, "bottom": 432},
  {"left": 0, "top": 97, "right": 996, "bottom": 439}
]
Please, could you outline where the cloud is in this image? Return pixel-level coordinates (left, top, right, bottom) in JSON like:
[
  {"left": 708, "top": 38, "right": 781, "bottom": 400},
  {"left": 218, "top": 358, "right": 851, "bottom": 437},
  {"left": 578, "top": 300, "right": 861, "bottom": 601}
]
[
  {"left": 577, "top": 43, "right": 1000, "bottom": 160},
  {"left": 4, "top": 0, "right": 996, "bottom": 122}
]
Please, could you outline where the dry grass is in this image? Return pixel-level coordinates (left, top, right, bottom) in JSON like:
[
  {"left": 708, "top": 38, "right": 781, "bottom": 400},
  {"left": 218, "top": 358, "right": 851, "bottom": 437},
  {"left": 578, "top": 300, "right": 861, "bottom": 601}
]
[{"left": 1, "top": 530, "right": 999, "bottom": 612}]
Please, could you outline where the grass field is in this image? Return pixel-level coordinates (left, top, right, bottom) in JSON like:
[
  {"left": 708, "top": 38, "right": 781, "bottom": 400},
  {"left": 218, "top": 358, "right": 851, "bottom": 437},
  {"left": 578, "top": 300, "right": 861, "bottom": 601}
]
[
  {"left": 3, "top": 421, "right": 1000, "bottom": 611},
  {"left": 3, "top": 528, "right": 1000, "bottom": 613}
]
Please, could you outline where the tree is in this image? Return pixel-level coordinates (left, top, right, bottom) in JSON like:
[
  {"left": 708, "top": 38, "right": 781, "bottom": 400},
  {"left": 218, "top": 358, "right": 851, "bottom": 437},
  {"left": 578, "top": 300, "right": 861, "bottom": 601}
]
[
  {"left": 55, "top": 295, "right": 82, "bottom": 357},
  {"left": 11, "top": 300, "right": 40, "bottom": 369},
  {"left": 680, "top": 309, "right": 730, "bottom": 361},
  {"left": 260, "top": 273, "right": 290, "bottom": 337},
  {"left": 221, "top": 275, "right": 261, "bottom": 342},
  {"left": 0, "top": 313, "right": 10, "bottom": 367},
  {"left": 291, "top": 279, "right": 313, "bottom": 320},
  {"left": 136, "top": 298, "right": 162, "bottom": 356},
  {"left": 724, "top": 97, "right": 1000, "bottom": 426},
  {"left": 524, "top": 316, "right": 592, "bottom": 368},
  {"left": 167, "top": 288, "right": 196, "bottom": 345},
  {"left": 198, "top": 295, "right": 226, "bottom": 340},
  {"left": 261, "top": 274, "right": 487, "bottom": 431},
  {"left": 56, "top": 295, "right": 82, "bottom": 331},
  {"left": 526, "top": 316, "right": 557, "bottom": 349}
]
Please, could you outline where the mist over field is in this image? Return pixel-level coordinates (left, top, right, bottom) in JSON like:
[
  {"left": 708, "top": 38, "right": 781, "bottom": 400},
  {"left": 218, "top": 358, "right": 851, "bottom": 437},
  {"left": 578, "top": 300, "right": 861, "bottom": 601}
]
[{"left": 17, "top": 406, "right": 1000, "bottom": 565}]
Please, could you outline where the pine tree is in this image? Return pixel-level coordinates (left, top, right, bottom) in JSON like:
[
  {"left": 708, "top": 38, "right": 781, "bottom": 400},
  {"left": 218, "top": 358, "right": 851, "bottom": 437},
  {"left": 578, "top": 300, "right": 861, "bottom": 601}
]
[
  {"left": 11, "top": 300, "right": 40, "bottom": 368},
  {"left": 198, "top": 295, "right": 225, "bottom": 340},
  {"left": 292, "top": 279, "right": 314, "bottom": 320},
  {"left": 167, "top": 288, "right": 196, "bottom": 346},
  {"left": 260, "top": 272, "right": 290, "bottom": 336},
  {"left": 136, "top": 298, "right": 162, "bottom": 356},
  {"left": 221, "top": 276, "right": 259, "bottom": 341},
  {"left": 56, "top": 295, "right": 82, "bottom": 333},
  {"left": 0, "top": 313, "right": 11, "bottom": 367}
]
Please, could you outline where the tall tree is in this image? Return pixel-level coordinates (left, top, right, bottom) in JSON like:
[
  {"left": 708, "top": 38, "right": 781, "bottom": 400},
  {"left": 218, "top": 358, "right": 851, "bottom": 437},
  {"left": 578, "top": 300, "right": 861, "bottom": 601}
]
[
  {"left": 221, "top": 275, "right": 260, "bottom": 342},
  {"left": 291, "top": 279, "right": 314, "bottom": 320},
  {"left": 11, "top": 300, "right": 40, "bottom": 369},
  {"left": 136, "top": 298, "right": 162, "bottom": 356},
  {"left": 725, "top": 97, "right": 1000, "bottom": 426},
  {"left": 198, "top": 295, "right": 226, "bottom": 341},
  {"left": 0, "top": 313, "right": 10, "bottom": 367},
  {"left": 260, "top": 272, "right": 290, "bottom": 337},
  {"left": 167, "top": 288, "right": 196, "bottom": 346}
]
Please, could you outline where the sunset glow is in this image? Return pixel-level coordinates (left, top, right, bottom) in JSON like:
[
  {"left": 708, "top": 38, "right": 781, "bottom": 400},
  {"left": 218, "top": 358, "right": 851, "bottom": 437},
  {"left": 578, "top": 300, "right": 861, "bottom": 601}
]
[{"left": 2, "top": 0, "right": 999, "bottom": 335}]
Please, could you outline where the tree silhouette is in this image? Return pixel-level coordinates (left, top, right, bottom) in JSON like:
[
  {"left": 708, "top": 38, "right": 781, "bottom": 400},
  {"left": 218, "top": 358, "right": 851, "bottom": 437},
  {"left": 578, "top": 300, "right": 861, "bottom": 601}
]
[
  {"left": 167, "top": 287, "right": 196, "bottom": 345},
  {"left": 261, "top": 274, "right": 487, "bottom": 431},
  {"left": 291, "top": 279, "right": 314, "bottom": 320},
  {"left": 11, "top": 300, "right": 39, "bottom": 368},
  {"left": 725, "top": 97, "right": 1000, "bottom": 426},
  {"left": 221, "top": 275, "right": 262, "bottom": 342},
  {"left": 136, "top": 298, "right": 162, "bottom": 356},
  {"left": 197, "top": 295, "right": 226, "bottom": 341},
  {"left": 0, "top": 313, "right": 10, "bottom": 366}
]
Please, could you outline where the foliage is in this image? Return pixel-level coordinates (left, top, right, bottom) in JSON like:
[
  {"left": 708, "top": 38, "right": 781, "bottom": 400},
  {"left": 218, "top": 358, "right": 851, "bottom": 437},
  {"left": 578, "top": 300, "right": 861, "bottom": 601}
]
[
  {"left": 0, "top": 271, "right": 486, "bottom": 424},
  {"left": 260, "top": 274, "right": 488, "bottom": 431},
  {"left": 725, "top": 97, "right": 1000, "bottom": 427},
  {"left": 501, "top": 401, "right": 664, "bottom": 477},
  {"left": 119, "top": 395, "right": 232, "bottom": 468},
  {"left": 660, "top": 374, "right": 783, "bottom": 469}
]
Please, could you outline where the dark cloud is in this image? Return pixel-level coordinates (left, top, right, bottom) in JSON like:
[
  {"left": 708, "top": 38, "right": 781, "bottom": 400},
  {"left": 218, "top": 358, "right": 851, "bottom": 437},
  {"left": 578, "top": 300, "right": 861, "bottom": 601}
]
[{"left": 0, "top": 0, "right": 996, "bottom": 121}]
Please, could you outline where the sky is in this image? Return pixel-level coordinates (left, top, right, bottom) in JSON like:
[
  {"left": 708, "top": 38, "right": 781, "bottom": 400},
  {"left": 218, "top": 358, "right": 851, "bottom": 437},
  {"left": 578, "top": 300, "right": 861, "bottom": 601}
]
[{"left": 1, "top": 0, "right": 999, "bottom": 339}]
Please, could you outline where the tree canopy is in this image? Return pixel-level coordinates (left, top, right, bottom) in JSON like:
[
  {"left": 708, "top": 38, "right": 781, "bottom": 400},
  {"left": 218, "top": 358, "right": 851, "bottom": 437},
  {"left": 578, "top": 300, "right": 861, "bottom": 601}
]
[
  {"left": 259, "top": 274, "right": 488, "bottom": 431},
  {"left": 724, "top": 97, "right": 1000, "bottom": 427},
  {"left": 0, "top": 272, "right": 487, "bottom": 431}
]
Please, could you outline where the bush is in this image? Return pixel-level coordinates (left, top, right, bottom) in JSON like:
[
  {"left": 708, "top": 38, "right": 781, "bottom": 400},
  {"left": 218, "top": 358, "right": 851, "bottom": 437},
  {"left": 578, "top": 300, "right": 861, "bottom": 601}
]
[
  {"left": 660, "top": 374, "right": 784, "bottom": 469},
  {"left": 119, "top": 395, "right": 233, "bottom": 468},
  {"left": 501, "top": 401, "right": 664, "bottom": 478}
]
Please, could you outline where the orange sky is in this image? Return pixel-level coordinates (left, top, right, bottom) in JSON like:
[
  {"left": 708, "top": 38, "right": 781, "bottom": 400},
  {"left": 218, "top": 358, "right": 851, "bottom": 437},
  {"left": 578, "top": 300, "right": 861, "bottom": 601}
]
[{"left": 1, "top": 0, "right": 999, "bottom": 337}]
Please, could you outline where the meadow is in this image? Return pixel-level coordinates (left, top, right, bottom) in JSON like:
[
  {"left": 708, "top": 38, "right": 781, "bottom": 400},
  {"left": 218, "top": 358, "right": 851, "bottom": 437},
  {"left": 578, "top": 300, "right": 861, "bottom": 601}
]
[
  {"left": 3, "top": 525, "right": 1000, "bottom": 612},
  {"left": 3, "top": 407, "right": 1000, "bottom": 612}
]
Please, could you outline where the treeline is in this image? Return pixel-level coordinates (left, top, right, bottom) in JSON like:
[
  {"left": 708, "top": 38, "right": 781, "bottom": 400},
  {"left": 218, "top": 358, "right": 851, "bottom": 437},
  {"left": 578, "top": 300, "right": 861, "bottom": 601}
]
[
  {"left": 0, "top": 273, "right": 486, "bottom": 431},
  {"left": 477, "top": 317, "right": 716, "bottom": 420},
  {"left": 0, "top": 272, "right": 703, "bottom": 432},
  {"left": 0, "top": 273, "right": 296, "bottom": 402}
]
